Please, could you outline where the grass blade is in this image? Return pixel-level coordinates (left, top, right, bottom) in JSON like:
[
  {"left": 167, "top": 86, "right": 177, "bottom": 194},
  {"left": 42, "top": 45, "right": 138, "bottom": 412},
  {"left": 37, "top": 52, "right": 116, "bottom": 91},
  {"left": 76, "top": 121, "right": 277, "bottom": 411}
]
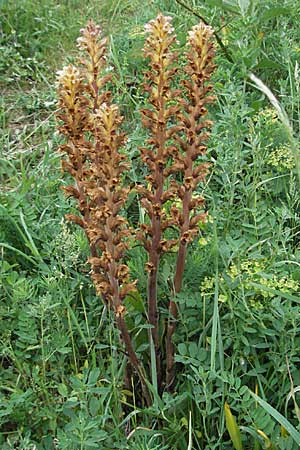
[
  {"left": 224, "top": 402, "right": 244, "bottom": 450},
  {"left": 249, "top": 390, "right": 300, "bottom": 445},
  {"left": 210, "top": 271, "right": 219, "bottom": 372},
  {"left": 249, "top": 72, "right": 300, "bottom": 183},
  {"left": 0, "top": 242, "right": 38, "bottom": 266},
  {"left": 19, "top": 210, "right": 41, "bottom": 258},
  {"left": 187, "top": 411, "right": 192, "bottom": 450}
]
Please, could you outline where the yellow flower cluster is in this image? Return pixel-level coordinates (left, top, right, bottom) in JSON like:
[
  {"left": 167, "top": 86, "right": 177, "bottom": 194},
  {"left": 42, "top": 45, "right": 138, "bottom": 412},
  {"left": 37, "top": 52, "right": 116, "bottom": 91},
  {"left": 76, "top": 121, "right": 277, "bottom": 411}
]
[
  {"left": 268, "top": 145, "right": 295, "bottom": 171},
  {"left": 252, "top": 107, "right": 278, "bottom": 124},
  {"left": 200, "top": 259, "right": 299, "bottom": 308}
]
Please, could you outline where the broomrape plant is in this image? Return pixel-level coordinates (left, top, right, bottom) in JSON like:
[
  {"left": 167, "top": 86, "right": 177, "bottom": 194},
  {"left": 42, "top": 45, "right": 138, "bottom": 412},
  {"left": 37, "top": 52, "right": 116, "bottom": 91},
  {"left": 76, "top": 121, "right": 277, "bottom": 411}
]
[{"left": 56, "top": 14, "right": 216, "bottom": 404}]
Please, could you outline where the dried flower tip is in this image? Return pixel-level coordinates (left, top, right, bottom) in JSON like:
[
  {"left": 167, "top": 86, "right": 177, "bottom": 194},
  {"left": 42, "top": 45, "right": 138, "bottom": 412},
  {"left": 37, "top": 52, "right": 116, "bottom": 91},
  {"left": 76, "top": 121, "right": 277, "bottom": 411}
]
[
  {"left": 94, "top": 103, "right": 122, "bottom": 129},
  {"left": 144, "top": 14, "right": 174, "bottom": 36},
  {"left": 187, "top": 22, "right": 214, "bottom": 47},
  {"left": 77, "top": 20, "right": 102, "bottom": 50},
  {"left": 56, "top": 65, "right": 82, "bottom": 89}
]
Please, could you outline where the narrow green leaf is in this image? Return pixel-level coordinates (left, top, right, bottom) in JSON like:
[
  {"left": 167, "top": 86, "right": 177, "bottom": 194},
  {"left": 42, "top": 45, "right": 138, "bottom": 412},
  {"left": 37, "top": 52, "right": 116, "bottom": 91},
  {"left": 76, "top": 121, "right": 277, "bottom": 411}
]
[
  {"left": 248, "top": 282, "right": 300, "bottom": 304},
  {"left": 149, "top": 334, "right": 158, "bottom": 399},
  {"left": 210, "top": 272, "right": 219, "bottom": 372},
  {"left": 204, "top": 0, "right": 223, "bottom": 6},
  {"left": 261, "top": 7, "right": 290, "bottom": 21},
  {"left": 249, "top": 390, "right": 300, "bottom": 444},
  {"left": 19, "top": 210, "right": 41, "bottom": 258},
  {"left": 224, "top": 402, "right": 244, "bottom": 450},
  {"left": 0, "top": 242, "right": 38, "bottom": 266},
  {"left": 187, "top": 411, "right": 192, "bottom": 450},
  {"left": 255, "top": 57, "right": 282, "bottom": 70},
  {"left": 238, "top": 0, "right": 250, "bottom": 16}
]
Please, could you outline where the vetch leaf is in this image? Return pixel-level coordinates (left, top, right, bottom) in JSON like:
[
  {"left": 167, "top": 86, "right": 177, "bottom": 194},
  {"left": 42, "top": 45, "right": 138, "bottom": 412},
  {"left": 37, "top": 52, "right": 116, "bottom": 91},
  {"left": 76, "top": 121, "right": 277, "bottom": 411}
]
[
  {"left": 57, "top": 383, "right": 68, "bottom": 397},
  {"left": 89, "top": 396, "right": 101, "bottom": 416},
  {"left": 178, "top": 343, "right": 188, "bottom": 356}
]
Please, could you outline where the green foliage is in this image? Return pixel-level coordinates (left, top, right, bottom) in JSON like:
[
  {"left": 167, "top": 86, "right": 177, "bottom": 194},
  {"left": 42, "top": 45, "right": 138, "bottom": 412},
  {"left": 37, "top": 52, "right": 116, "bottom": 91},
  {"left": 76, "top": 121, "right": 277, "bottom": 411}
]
[{"left": 1, "top": 0, "right": 300, "bottom": 448}]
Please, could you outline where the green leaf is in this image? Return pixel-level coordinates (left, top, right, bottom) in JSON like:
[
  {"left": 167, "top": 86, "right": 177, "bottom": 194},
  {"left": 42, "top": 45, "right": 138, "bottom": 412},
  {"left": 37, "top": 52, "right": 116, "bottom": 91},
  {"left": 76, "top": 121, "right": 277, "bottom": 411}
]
[
  {"left": 249, "top": 391, "right": 300, "bottom": 445},
  {"left": 204, "top": 0, "right": 223, "bottom": 6},
  {"left": 88, "top": 368, "right": 100, "bottom": 386},
  {"left": 89, "top": 396, "right": 101, "bottom": 417},
  {"left": 248, "top": 282, "right": 300, "bottom": 304},
  {"left": 0, "top": 242, "right": 38, "bottom": 265},
  {"left": 224, "top": 402, "right": 244, "bottom": 450},
  {"left": 238, "top": 0, "right": 250, "bottom": 16},
  {"left": 255, "top": 57, "right": 282, "bottom": 70},
  {"left": 149, "top": 333, "right": 158, "bottom": 398},
  {"left": 261, "top": 7, "right": 290, "bottom": 21},
  {"left": 57, "top": 383, "right": 68, "bottom": 397},
  {"left": 210, "top": 273, "right": 219, "bottom": 372},
  {"left": 205, "top": 0, "right": 240, "bottom": 13},
  {"left": 223, "top": 0, "right": 240, "bottom": 13},
  {"left": 124, "top": 290, "right": 145, "bottom": 313},
  {"left": 178, "top": 343, "right": 187, "bottom": 356},
  {"left": 189, "top": 342, "right": 198, "bottom": 359}
]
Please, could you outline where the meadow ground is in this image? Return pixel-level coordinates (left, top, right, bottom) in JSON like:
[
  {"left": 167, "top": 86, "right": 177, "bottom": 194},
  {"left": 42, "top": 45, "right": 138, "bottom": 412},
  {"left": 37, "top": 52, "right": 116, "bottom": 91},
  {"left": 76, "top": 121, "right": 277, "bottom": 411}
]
[{"left": 1, "top": 1, "right": 300, "bottom": 449}]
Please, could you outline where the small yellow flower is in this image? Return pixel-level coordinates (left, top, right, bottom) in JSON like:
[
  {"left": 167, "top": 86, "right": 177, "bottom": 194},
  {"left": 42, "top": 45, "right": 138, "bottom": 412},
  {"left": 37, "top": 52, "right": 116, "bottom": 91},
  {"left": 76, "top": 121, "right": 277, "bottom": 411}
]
[{"left": 198, "top": 237, "right": 208, "bottom": 246}]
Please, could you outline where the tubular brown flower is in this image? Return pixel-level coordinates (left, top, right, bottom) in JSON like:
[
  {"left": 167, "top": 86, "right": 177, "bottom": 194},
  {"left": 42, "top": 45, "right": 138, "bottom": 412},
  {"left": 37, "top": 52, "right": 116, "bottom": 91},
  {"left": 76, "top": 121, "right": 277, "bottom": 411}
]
[
  {"left": 56, "top": 16, "right": 217, "bottom": 403},
  {"left": 166, "top": 21, "right": 216, "bottom": 390},
  {"left": 137, "top": 14, "right": 182, "bottom": 392},
  {"left": 56, "top": 21, "right": 151, "bottom": 406}
]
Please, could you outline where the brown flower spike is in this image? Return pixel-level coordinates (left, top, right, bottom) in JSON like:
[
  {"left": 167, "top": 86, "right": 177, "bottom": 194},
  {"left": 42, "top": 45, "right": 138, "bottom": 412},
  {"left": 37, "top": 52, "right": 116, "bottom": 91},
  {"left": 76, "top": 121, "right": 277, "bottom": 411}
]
[
  {"left": 56, "top": 21, "right": 151, "bottom": 405},
  {"left": 56, "top": 16, "right": 216, "bottom": 403},
  {"left": 137, "top": 14, "right": 182, "bottom": 392},
  {"left": 166, "top": 22, "right": 216, "bottom": 389}
]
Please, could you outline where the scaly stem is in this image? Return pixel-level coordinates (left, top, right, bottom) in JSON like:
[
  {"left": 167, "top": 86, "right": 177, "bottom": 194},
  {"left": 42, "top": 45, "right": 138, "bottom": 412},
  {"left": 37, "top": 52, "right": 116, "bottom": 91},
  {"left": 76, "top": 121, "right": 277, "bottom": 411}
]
[
  {"left": 166, "top": 211, "right": 190, "bottom": 389},
  {"left": 147, "top": 94, "right": 167, "bottom": 393},
  {"left": 116, "top": 315, "right": 152, "bottom": 406}
]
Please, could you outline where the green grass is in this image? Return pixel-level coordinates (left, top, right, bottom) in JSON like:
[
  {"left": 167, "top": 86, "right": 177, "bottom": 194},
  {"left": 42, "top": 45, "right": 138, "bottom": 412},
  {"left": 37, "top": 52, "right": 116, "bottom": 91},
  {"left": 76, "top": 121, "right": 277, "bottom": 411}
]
[{"left": 1, "top": 0, "right": 300, "bottom": 448}]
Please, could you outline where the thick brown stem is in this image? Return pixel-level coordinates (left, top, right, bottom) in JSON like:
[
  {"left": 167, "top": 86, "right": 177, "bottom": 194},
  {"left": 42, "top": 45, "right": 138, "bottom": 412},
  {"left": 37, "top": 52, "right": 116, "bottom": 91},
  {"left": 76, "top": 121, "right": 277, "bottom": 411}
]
[
  {"left": 109, "top": 253, "right": 151, "bottom": 405},
  {"left": 116, "top": 315, "right": 152, "bottom": 406},
  {"left": 166, "top": 183, "right": 192, "bottom": 389},
  {"left": 166, "top": 242, "right": 187, "bottom": 389},
  {"left": 104, "top": 182, "right": 151, "bottom": 405},
  {"left": 147, "top": 166, "right": 165, "bottom": 392}
]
